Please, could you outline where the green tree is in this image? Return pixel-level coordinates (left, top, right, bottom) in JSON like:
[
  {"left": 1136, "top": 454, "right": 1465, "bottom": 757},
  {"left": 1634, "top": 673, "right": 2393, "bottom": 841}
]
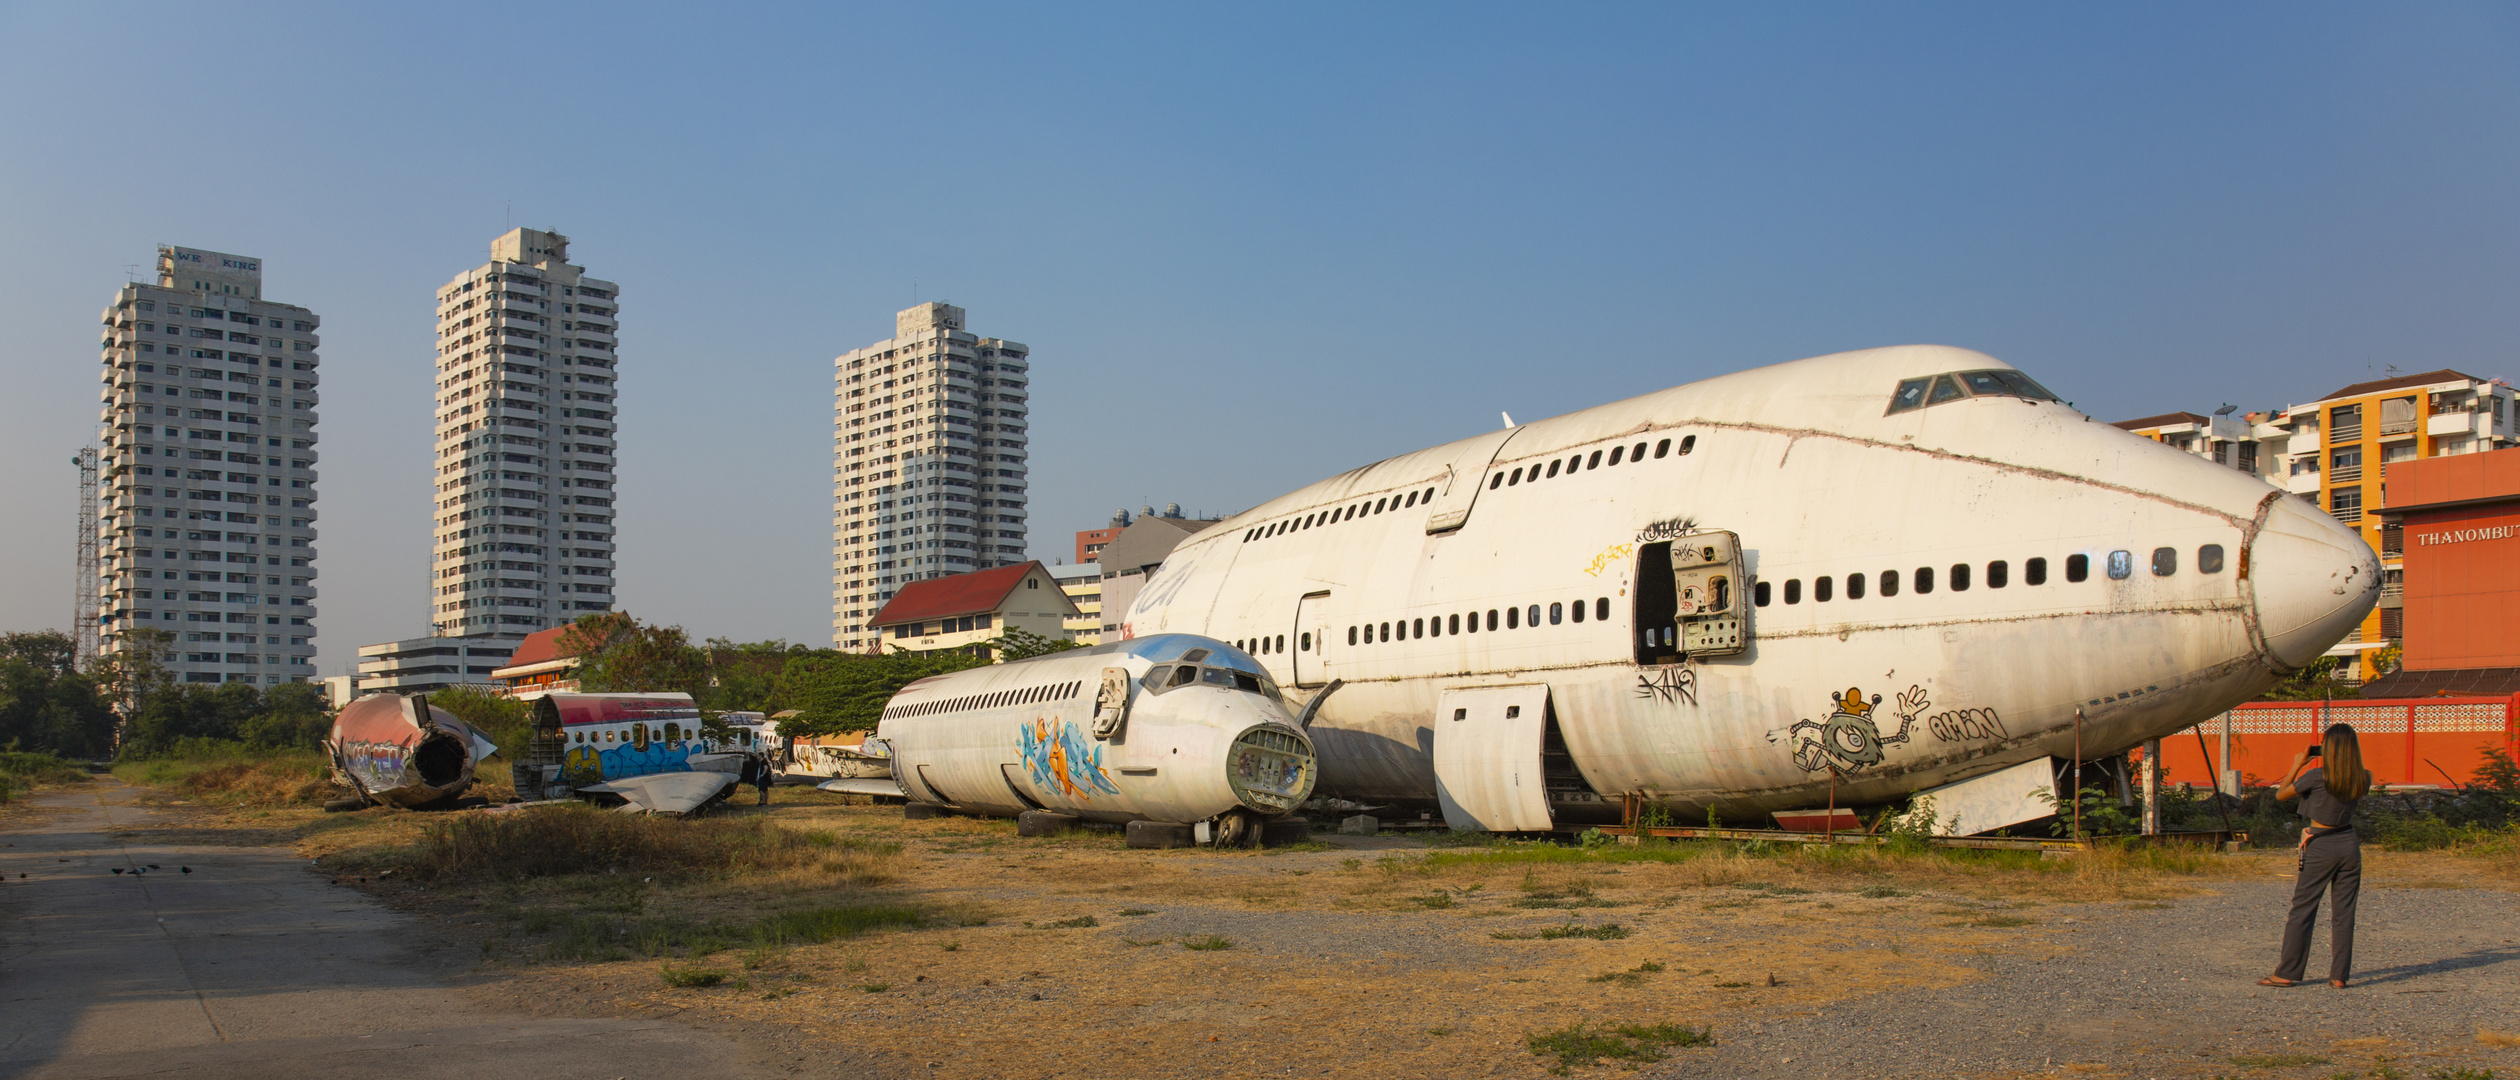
[
  {"left": 771, "top": 649, "right": 987, "bottom": 738},
  {"left": 986, "top": 627, "right": 1081, "bottom": 662},
  {"left": 700, "top": 638, "right": 806, "bottom": 714},
  {"left": 0, "top": 630, "right": 120, "bottom": 757},
  {"left": 424, "top": 685, "right": 529, "bottom": 761},
  {"left": 237, "top": 681, "right": 331, "bottom": 749},
  {"left": 2258, "top": 655, "right": 2362, "bottom": 701},
  {"left": 561, "top": 613, "right": 712, "bottom": 697}
]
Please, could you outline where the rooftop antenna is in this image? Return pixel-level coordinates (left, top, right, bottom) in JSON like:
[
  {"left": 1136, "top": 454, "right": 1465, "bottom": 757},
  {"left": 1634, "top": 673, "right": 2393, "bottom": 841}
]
[{"left": 2385, "top": 364, "right": 2402, "bottom": 376}]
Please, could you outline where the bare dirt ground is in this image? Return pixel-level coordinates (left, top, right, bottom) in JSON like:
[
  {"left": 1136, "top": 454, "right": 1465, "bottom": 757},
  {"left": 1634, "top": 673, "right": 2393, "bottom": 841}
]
[{"left": 36, "top": 781, "right": 2520, "bottom": 1080}]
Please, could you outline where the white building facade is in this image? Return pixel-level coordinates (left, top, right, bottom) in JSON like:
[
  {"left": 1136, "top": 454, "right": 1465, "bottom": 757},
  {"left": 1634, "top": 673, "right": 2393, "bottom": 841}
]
[
  {"left": 94, "top": 246, "right": 321, "bottom": 684},
  {"left": 430, "top": 228, "right": 621, "bottom": 639},
  {"left": 831, "top": 303, "right": 1032, "bottom": 651}
]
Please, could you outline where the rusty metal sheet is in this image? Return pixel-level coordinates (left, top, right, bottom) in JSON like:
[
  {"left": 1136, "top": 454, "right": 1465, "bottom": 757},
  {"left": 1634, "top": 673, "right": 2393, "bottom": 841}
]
[{"left": 1433, "top": 684, "right": 1554, "bottom": 832}]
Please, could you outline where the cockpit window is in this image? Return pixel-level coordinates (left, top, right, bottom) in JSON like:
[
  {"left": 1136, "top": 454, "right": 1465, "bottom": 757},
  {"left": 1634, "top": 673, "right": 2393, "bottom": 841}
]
[
  {"left": 1169, "top": 665, "right": 1199, "bottom": 688},
  {"left": 1178, "top": 648, "right": 1211, "bottom": 663},
  {"left": 1147, "top": 662, "right": 1276, "bottom": 700},
  {"left": 1202, "top": 667, "right": 1235, "bottom": 687},
  {"left": 1886, "top": 368, "right": 2064, "bottom": 415}
]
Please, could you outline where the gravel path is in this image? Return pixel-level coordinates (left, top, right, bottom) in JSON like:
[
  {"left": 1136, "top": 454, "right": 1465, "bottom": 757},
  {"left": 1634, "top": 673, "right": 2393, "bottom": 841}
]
[{"left": 1648, "top": 869, "right": 2520, "bottom": 1078}]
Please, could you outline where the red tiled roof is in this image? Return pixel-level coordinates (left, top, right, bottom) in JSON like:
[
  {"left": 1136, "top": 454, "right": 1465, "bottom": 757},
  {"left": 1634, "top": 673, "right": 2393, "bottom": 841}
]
[
  {"left": 869, "top": 562, "right": 1044, "bottom": 628},
  {"left": 503, "top": 624, "right": 583, "bottom": 668}
]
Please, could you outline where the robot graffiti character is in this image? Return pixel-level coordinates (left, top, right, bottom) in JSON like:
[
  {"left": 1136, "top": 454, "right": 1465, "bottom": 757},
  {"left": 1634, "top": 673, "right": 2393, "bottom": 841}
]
[{"left": 1786, "top": 686, "right": 1921, "bottom": 773}]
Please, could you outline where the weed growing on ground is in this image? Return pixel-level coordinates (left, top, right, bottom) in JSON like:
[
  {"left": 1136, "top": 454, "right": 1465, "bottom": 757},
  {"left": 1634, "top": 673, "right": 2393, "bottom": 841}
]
[
  {"left": 1524, "top": 1021, "right": 1715, "bottom": 1074},
  {"left": 1181, "top": 935, "right": 1233, "bottom": 951},
  {"left": 1027, "top": 915, "right": 1099, "bottom": 929},
  {"left": 2424, "top": 1069, "right": 2494, "bottom": 1080},
  {"left": 1122, "top": 938, "right": 1163, "bottom": 947},
  {"left": 856, "top": 983, "right": 890, "bottom": 993},
  {"left": 1117, "top": 908, "right": 1154, "bottom": 917},
  {"left": 1587, "top": 960, "right": 1665, "bottom": 985},
  {"left": 1857, "top": 884, "right": 1912, "bottom": 898},
  {"left": 660, "top": 963, "right": 726, "bottom": 988}
]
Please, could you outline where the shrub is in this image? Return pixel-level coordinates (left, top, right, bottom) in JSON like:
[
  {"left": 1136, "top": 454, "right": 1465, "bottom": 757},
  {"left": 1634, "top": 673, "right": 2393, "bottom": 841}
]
[
  {"left": 1525, "top": 1022, "right": 1715, "bottom": 1073},
  {"left": 399, "top": 804, "right": 901, "bottom": 882}
]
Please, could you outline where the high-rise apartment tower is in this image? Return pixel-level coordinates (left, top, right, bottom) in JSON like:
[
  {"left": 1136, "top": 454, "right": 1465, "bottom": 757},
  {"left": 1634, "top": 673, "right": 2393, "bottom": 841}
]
[
  {"left": 430, "top": 228, "right": 621, "bottom": 639},
  {"left": 93, "top": 246, "right": 321, "bottom": 684},
  {"left": 831, "top": 303, "right": 1032, "bottom": 650}
]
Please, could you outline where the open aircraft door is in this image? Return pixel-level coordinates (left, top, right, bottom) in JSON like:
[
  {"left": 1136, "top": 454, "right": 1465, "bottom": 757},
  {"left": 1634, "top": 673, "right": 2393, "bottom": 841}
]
[
  {"left": 1432, "top": 684, "right": 1554, "bottom": 832},
  {"left": 1292, "top": 591, "right": 1330, "bottom": 688}
]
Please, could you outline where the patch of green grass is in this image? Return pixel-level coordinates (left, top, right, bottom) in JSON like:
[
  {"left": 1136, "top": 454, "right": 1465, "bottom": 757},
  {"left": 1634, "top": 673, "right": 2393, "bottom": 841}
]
[
  {"left": 1181, "top": 934, "right": 1233, "bottom": 951},
  {"left": 755, "top": 904, "right": 929, "bottom": 943},
  {"left": 1496, "top": 923, "right": 1630, "bottom": 941},
  {"left": 1117, "top": 908, "right": 1154, "bottom": 917},
  {"left": 939, "top": 941, "right": 961, "bottom": 951},
  {"left": 2422, "top": 1068, "right": 2493, "bottom": 1080},
  {"left": 1410, "top": 893, "right": 1457, "bottom": 909},
  {"left": 2229, "top": 1053, "right": 2333, "bottom": 1068},
  {"left": 1856, "top": 885, "right": 1912, "bottom": 899},
  {"left": 1587, "top": 960, "right": 1666, "bottom": 985},
  {"left": 1026, "top": 915, "right": 1099, "bottom": 929},
  {"left": 856, "top": 983, "right": 891, "bottom": 993},
  {"left": 660, "top": 963, "right": 726, "bottom": 988},
  {"left": 1122, "top": 938, "right": 1164, "bottom": 947},
  {"left": 1429, "top": 1026, "right": 1454, "bottom": 1036},
  {"left": 1525, "top": 1021, "right": 1716, "bottom": 1074}
]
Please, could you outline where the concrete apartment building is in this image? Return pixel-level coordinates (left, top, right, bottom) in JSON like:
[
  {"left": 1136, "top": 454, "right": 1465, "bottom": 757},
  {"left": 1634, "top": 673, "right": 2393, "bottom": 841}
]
[
  {"left": 352, "top": 636, "right": 516, "bottom": 696},
  {"left": 1046, "top": 563, "right": 1101, "bottom": 645},
  {"left": 1095, "top": 512, "right": 1219, "bottom": 640},
  {"left": 430, "top": 228, "right": 621, "bottom": 640},
  {"left": 2113, "top": 410, "right": 2280, "bottom": 481},
  {"left": 831, "top": 303, "right": 1032, "bottom": 651},
  {"left": 2132, "top": 373, "right": 2520, "bottom": 678},
  {"left": 93, "top": 246, "right": 321, "bottom": 685}
]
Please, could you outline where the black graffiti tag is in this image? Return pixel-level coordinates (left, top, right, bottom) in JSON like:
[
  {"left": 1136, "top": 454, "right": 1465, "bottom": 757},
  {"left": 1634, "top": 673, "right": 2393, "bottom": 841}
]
[
  {"left": 1634, "top": 517, "right": 1699, "bottom": 544},
  {"left": 1634, "top": 666, "right": 1698, "bottom": 707},
  {"left": 1928, "top": 707, "right": 2008, "bottom": 743}
]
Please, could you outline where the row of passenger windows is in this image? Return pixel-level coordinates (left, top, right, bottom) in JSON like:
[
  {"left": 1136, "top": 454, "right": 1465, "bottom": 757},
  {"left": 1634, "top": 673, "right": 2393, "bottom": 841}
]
[
  {"left": 1751, "top": 545, "right": 2226, "bottom": 607},
  {"left": 1242, "top": 485, "right": 1441, "bottom": 543},
  {"left": 886, "top": 680, "right": 1082, "bottom": 719},
  {"left": 1348, "top": 597, "right": 1612, "bottom": 646},
  {"left": 1489, "top": 435, "right": 1693, "bottom": 489}
]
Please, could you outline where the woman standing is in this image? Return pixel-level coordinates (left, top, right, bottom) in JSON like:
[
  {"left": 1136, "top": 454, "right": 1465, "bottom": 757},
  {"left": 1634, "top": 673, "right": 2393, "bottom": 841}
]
[{"left": 2260, "top": 723, "right": 2372, "bottom": 989}]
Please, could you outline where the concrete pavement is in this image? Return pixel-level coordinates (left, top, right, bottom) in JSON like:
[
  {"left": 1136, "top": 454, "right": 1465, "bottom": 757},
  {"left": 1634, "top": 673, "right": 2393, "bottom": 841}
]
[{"left": 0, "top": 779, "right": 871, "bottom": 1080}]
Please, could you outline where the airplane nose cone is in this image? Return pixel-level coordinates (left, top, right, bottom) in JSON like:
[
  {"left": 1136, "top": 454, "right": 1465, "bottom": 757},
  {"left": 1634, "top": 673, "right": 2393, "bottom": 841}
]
[{"left": 2250, "top": 495, "right": 2382, "bottom": 670}]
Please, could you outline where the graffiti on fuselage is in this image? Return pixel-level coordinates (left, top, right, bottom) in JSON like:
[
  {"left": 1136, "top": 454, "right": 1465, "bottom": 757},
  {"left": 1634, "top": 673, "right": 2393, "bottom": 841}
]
[
  {"left": 1020, "top": 717, "right": 1120, "bottom": 802},
  {"left": 1926, "top": 700, "right": 2009, "bottom": 744},
  {"left": 1582, "top": 542, "right": 1637, "bottom": 579},
  {"left": 1634, "top": 517, "right": 1699, "bottom": 545},
  {"left": 1634, "top": 665, "right": 1698, "bottom": 707},
  {"left": 557, "top": 721, "right": 730, "bottom": 783},
  {"left": 337, "top": 737, "right": 413, "bottom": 789},
  {"left": 1780, "top": 686, "right": 1921, "bottom": 773}
]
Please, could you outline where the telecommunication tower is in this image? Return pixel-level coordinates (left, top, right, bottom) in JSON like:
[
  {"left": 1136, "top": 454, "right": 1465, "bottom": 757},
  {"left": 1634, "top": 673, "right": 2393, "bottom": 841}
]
[{"left": 73, "top": 446, "right": 99, "bottom": 664}]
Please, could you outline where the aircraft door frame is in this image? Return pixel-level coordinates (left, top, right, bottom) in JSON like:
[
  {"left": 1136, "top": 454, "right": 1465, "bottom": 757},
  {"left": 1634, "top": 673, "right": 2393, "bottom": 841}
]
[
  {"left": 1291, "top": 591, "right": 1331, "bottom": 688},
  {"left": 1432, "top": 684, "right": 1555, "bottom": 832}
]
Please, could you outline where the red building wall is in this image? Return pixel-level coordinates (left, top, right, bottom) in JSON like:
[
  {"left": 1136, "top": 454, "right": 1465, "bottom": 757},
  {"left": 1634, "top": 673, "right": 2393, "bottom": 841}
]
[{"left": 2386, "top": 448, "right": 2520, "bottom": 670}]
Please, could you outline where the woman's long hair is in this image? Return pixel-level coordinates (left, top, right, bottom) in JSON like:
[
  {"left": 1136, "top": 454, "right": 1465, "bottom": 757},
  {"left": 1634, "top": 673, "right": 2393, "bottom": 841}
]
[{"left": 2323, "top": 723, "right": 2371, "bottom": 802}]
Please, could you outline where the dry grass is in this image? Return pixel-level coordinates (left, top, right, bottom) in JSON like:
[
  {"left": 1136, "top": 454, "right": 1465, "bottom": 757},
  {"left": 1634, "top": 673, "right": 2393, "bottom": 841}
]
[
  {"left": 2479, "top": 1027, "right": 2520, "bottom": 1047},
  {"left": 169, "top": 760, "right": 336, "bottom": 806},
  {"left": 383, "top": 803, "right": 902, "bottom": 884},
  {"left": 1389, "top": 838, "right": 2242, "bottom": 904}
]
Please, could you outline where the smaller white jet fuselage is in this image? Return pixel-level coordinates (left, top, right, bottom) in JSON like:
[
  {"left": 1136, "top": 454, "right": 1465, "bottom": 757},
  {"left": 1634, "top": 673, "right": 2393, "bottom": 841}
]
[{"left": 1124, "top": 346, "right": 2378, "bottom": 820}]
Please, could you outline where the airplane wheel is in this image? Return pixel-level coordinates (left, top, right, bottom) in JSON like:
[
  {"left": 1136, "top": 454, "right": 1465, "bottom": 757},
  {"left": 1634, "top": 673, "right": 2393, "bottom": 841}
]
[
  {"left": 1125, "top": 820, "right": 1196, "bottom": 849},
  {"left": 1017, "top": 810, "right": 1080, "bottom": 837},
  {"left": 1214, "top": 809, "right": 1262, "bottom": 849}
]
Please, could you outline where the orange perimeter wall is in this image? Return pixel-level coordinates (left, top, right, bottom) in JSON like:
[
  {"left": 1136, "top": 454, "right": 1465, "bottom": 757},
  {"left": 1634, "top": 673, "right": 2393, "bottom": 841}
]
[{"left": 2142, "top": 697, "right": 2519, "bottom": 790}]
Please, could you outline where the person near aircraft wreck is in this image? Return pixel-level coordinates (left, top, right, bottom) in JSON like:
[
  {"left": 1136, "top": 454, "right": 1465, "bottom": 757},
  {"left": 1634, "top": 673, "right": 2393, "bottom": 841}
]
[{"left": 2259, "top": 723, "right": 2370, "bottom": 989}]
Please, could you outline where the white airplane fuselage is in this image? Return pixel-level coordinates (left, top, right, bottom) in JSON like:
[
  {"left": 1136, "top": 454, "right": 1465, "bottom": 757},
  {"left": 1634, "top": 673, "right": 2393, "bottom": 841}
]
[{"left": 1122, "top": 345, "right": 2379, "bottom": 822}]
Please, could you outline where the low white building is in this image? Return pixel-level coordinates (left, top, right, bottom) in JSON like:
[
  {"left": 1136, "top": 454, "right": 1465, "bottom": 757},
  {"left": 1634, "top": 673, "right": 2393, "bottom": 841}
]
[{"left": 354, "top": 636, "right": 514, "bottom": 695}]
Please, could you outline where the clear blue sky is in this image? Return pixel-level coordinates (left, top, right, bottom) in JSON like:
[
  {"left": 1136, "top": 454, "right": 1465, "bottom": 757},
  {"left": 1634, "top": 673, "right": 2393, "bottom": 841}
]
[{"left": 4, "top": 2, "right": 2516, "bottom": 675}]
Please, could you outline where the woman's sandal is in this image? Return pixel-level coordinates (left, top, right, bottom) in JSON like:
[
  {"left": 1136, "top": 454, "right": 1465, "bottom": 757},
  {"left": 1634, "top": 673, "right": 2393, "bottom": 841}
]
[{"left": 2257, "top": 976, "right": 2296, "bottom": 987}]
